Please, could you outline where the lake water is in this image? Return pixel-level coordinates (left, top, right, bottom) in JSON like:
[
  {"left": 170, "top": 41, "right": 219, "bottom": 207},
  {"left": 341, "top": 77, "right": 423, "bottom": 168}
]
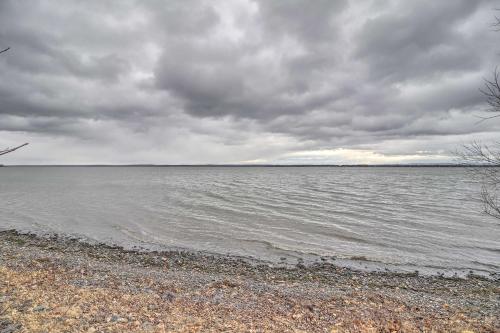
[{"left": 0, "top": 166, "right": 498, "bottom": 276}]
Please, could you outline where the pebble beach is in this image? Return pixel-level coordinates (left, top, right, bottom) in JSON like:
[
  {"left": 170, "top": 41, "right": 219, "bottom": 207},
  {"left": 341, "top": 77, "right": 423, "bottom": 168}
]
[{"left": 0, "top": 230, "right": 499, "bottom": 333}]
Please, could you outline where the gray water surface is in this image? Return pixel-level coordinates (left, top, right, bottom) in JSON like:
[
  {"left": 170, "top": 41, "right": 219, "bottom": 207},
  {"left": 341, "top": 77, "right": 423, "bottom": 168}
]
[{"left": 1, "top": 166, "right": 498, "bottom": 276}]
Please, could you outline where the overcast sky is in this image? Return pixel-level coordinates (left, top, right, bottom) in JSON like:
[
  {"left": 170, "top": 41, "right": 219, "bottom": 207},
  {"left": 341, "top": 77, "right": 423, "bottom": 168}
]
[{"left": 0, "top": 0, "right": 499, "bottom": 164}]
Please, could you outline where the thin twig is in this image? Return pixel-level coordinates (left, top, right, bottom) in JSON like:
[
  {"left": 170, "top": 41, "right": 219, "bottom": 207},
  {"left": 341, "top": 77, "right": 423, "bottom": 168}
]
[{"left": 0, "top": 143, "right": 29, "bottom": 156}]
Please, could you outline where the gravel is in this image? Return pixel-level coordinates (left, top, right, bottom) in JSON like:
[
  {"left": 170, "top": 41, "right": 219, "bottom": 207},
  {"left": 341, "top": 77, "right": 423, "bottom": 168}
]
[{"left": 0, "top": 230, "right": 498, "bottom": 332}]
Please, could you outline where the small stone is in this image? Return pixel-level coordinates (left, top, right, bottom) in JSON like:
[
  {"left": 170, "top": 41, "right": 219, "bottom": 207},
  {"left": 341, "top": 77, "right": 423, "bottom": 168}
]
[
  {"left": 33, "top": 305, "right": 46, "bottom": 312},
  {"left": 162, "top": 292, "right": 176, "bottom": 302},
  {"left": 142, "top": 323, "right": 154, "bottom": 332},
  {"left": 67, "top": 307, "right": 82, "bottom": 318},
  {"left": 305, "top": 304, "right": 315, "bottom": 312},
  {"left": 1, "top": 324, "right": 22, "bottom": 333}
]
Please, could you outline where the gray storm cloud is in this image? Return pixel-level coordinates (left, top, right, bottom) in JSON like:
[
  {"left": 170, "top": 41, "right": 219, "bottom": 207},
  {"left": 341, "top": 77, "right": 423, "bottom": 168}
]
[{"left": 0, "top": 0, "right": 498, "bottom": 164}]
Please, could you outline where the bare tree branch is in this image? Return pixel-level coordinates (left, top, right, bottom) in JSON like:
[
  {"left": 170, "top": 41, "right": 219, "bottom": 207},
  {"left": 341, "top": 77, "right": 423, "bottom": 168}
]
[
  {"left": 0, "top": 48, "right": 28, "bottom": 157},
  {"left": 457, "top": 141, "right": 500, "bottom": 220},
  {"left": 482, "top": 186, "right": 500, "bottom": 219},
  {"left": 492, "top": 8, "right": 500, "bottom": 31},
  {"left": 0, "top": 143, "right": 29, "bottom": 156},
  {"left": 460, "top": 11, "right": 500, "bottom": 220},
  {"left": 479, "top": 67, "right": 500, "bottom": 114}
]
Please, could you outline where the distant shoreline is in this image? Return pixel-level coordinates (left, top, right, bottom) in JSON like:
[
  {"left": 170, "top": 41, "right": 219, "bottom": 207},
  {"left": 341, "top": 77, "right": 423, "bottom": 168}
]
[{"left": 1, "top": 164, "right": 498, "bottom": 167}]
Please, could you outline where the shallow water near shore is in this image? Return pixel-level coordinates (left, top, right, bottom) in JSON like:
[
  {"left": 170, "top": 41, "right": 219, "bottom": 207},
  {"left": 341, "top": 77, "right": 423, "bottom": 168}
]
[{"left": 0, "top": 166, "right": 499, "bottom": 277}]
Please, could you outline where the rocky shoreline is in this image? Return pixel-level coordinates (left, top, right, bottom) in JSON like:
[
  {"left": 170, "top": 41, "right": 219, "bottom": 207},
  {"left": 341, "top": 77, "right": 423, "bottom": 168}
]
[{"left": 1, "top": 230, "right": 499, "bottom": 332}]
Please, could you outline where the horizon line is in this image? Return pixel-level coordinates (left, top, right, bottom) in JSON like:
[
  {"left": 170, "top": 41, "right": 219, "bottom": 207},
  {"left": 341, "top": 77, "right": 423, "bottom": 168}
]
[{"left": 0, "top": 163, "right": 496, "bottom": 167}]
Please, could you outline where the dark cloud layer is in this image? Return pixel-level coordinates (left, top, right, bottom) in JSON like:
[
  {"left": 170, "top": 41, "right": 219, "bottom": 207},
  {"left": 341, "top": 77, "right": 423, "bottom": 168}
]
[{"left": 0, "top": 0, "right": 499, "bottom": 164}]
